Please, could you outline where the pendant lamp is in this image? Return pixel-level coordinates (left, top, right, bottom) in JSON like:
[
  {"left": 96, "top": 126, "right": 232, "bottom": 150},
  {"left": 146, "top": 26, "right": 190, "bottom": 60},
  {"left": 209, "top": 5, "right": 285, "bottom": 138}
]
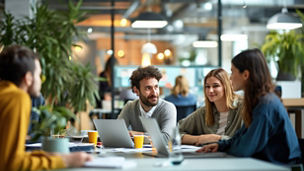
[{"left": 267, "top": 8, "right": 302, "bottom": 30}]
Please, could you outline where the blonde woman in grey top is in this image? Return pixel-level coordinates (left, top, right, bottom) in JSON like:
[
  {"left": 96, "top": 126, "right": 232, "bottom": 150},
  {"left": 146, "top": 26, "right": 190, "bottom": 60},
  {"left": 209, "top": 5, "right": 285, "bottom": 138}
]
[{"left": 179, "top": 68, "right": 242, "bottom": 146}]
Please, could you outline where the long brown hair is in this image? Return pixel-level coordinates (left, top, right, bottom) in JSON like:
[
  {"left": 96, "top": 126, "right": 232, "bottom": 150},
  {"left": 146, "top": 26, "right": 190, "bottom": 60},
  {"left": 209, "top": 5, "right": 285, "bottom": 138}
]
[
  {"left": 232, "top": 49, "right": 274, "bottom": 127},
  {"left": 204, "top": 68, "right": 238, "bottom": 126},
  {"left": 171, "top": 75, "right": 189, "bottom": 97}
]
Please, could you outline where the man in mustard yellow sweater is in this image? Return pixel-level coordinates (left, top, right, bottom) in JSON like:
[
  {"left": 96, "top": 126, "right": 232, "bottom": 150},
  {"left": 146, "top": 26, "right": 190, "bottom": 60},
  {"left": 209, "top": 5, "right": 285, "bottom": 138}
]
[{"left": 0, "top": 45, "right": 92, "bottom": 170}]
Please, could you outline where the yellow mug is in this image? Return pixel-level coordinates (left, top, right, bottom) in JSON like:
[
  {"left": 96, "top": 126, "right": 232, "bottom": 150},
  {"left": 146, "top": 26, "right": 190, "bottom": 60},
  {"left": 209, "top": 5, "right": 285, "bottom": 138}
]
[
  {"left": 88, "top": 131, "right": 98, "bottom": 145},
  {"left": 134, "top": 135, "right": 144, "bottom": 148}
]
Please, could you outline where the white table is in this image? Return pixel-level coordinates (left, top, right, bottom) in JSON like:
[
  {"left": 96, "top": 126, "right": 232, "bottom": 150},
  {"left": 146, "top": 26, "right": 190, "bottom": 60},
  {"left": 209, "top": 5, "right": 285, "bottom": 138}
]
[{"left": 55, "top": 157, "right": 289, "bottom": 171}]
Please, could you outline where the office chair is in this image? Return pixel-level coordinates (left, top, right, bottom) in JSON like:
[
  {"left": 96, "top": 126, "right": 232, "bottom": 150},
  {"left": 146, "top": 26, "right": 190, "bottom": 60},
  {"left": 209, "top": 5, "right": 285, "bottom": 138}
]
[
  {"left": 175, "top": 105, "right": 196, "bottom": 122},
  {"left": 291, "top": 138, "right": 304, "bottom": 171}
]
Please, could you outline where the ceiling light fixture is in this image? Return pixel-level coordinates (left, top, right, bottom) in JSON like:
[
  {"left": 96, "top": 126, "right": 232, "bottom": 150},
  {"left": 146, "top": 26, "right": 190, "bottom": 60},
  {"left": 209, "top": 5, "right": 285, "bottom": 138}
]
[
  {"left": 141, "top": 28, "right": 157, "bottom": 66},
  {"left": 142, "top": 53, "right": 152, "bottom": 66},
  {"left": 220, "top": 34, "right": 248, "bottom": 41},
  {"left": 141, "top": 42, "right": 157, "bottom": 54},
  {"left": 267, "top": 8, "right": 302, "bottom": 30},
  {"left": 131, "top": 12, "right": 168, "bottom": 29},
  {"left": 192, "top": 40, "right": 218, "bottom": 48}
]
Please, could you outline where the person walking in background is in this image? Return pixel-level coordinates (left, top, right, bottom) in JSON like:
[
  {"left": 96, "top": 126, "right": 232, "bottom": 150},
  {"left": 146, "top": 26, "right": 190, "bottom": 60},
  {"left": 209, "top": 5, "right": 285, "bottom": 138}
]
[
  {"left": 165, "top": 75, "right": 197, "bottom": 121},
  {"left": 118, "top": 66, "right": 176, "bottom": 143},
  {"left": 90, "top": 57, "right": 118, "bottom": 120},
  {"left": 198, "top": 49, "right": 301, "bottom": 165},
  {"left": 179, "top": 68, "right": 243, "bottom": 146},
  {"left": 97, "top": 57, "right": 118, "bottom": 107},
  {"left": 0, "top": 45, "right": 92, "bottom": 170}
]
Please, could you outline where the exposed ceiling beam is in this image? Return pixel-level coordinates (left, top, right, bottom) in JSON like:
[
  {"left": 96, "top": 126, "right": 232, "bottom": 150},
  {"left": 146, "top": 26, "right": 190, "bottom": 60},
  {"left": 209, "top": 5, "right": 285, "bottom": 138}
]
[
  {"left": 79, "top": 25, "right": 213, "bottom": 34},
  {"left": 122, "top": 0, "right": 141, "bottom": 19}
]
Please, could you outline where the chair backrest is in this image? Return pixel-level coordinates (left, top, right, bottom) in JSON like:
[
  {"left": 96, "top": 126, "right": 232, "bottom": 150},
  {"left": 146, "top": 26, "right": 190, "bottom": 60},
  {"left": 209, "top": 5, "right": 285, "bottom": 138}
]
[
  {"left": 175, "top": 105, "right": 196, "bottom": 122},
  {"left": 298, "top": 138, "right": 304, "bottom": 164}
]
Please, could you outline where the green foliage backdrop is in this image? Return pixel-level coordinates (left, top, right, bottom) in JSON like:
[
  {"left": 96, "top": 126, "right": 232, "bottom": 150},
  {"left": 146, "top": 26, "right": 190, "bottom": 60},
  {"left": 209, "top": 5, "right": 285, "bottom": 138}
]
[{"left": 0, "top": 1, "right": 99, "bottom": 112}]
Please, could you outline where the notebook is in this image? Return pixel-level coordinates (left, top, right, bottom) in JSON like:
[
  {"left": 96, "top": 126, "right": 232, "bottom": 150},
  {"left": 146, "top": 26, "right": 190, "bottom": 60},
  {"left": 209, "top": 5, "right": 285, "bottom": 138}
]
[
  {"left": 139, "top": 116, "right": 227, "bottom": 158},
  {"left": 93, "top": 119, "right": 134, "bottom": 148}
]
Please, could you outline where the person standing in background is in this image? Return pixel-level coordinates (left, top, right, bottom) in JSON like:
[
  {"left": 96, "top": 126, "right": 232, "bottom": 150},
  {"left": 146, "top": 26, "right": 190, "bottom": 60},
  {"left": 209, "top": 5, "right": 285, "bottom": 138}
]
[
  {"left": 97, "top": 57, "right": 118, "bottom": 107},
  {"left": 90, "top": 57, "right": 118, "bottom": 120}
]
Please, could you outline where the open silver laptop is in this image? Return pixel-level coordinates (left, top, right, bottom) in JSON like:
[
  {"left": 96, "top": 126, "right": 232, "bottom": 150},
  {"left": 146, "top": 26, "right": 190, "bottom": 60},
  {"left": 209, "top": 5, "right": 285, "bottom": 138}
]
[
  {"left": 93, "top": 119, "right": 134, "bottom": 148},
  {"left": 139, "top": 117, "right": 227, "bottom": 158}
]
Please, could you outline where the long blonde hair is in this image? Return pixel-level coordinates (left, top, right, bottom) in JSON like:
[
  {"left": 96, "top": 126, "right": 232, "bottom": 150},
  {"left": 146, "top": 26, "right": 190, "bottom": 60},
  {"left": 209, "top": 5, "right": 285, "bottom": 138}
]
[
  {"left": 171, "top": 75, "right": 189, "bottom": 97},
  {"left": 204, "top": 68, "right": 238, "bottom": 126}
]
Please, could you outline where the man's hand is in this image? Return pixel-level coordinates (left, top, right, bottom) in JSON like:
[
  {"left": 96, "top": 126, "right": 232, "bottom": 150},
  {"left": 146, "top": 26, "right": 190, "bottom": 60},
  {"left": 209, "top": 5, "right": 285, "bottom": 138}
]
[
  {"left": 196, "top": 143, "right": 219, "bottom": 153},
  {"left": 195, "top": 134, "right": 221, "bottom": 146},
  {"left": 61, "top": 152, "right": 92, "bottom": 168}
]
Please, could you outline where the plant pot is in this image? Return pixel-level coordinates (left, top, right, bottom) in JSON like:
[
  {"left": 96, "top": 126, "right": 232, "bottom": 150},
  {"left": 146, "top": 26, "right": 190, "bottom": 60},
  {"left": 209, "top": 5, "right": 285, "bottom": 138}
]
[
  {"left": 42, "top": 137, "right": 70, "bottom": 154},
  {"left": 276, "top": 70, "right": 296, "bottom": 81}
]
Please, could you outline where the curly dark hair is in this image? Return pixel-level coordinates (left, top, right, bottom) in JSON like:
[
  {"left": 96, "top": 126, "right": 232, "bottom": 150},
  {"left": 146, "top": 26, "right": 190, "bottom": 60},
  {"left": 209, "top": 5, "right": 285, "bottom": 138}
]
[{"left": 130, "top": 65, "right": 162, "bottom": 91}]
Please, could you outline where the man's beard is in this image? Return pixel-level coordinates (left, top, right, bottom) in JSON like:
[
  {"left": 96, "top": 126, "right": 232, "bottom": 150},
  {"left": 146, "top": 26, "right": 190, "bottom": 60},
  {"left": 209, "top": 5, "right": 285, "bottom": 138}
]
[
  {"left": 139, "top": 94, "right": 159, "bottom": 107},
  {"left": 28, "top": 82, "right": 40, "bottom": 98}
]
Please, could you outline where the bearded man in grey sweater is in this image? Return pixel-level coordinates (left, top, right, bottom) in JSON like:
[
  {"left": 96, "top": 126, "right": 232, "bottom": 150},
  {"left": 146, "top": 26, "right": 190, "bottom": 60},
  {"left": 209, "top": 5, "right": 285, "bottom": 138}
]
[{"left": 118, "top": 66, "right": 177, "bottom": 143}]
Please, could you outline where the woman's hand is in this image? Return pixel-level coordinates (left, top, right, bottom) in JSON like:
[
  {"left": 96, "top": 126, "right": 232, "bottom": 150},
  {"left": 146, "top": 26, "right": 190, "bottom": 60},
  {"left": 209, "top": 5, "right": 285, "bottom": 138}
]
[
  {"left": 196, "top": 143, "right": 219, "bottom": 153},
  {"left": 195, "top": 134, "right": 221, "bottom": 146}
]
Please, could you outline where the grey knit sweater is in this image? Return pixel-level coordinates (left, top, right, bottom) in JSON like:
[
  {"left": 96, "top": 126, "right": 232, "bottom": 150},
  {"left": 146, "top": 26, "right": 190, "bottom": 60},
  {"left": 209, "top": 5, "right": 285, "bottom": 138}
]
[
  {"left": 178, "top": 99, "right": 243, "bottom": 140},
  {"left": 118, "top": 98, "right": 177, "bottom": 143}
]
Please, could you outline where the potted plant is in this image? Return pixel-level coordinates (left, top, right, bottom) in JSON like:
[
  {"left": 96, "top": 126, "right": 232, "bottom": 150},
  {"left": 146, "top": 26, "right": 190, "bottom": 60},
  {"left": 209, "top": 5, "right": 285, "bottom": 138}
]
[
  {"left": 31, "top": 106, "right": 76, "bottom": 153},
  {"left": 0, "top": 1, "right": 99, "bottom": 151},
  {"left": 0, "top": 0, "right": 99, "bottom": 111},
  {"left": 297, "top": 10, "right": 304, "bottom": 97},
  {"left": 0, "top": 1, "right": 98, "bottom": 116},
  {"left": 261, "top": 30, "right": 304, "bottom": 81}
]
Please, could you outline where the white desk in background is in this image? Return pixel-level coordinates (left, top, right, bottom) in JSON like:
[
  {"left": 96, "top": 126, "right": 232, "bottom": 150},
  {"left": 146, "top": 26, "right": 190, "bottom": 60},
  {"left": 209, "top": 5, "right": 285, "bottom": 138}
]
[
  {"left": 55, "top": 157, "right": 289, "bottom": 171},
  {"left": 283, "top": 98, "right": 304, "bottom": 138}
]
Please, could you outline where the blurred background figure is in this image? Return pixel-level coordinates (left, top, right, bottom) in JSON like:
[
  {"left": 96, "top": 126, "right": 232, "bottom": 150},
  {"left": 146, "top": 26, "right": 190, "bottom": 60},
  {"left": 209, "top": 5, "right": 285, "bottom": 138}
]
[
  {"left": 165, "top": 75, "right": 197, "bottom": 122},
  {"left": 119, "top": 87, "right": 138, "bottom": 104},
  {"left": 90, "top": 57, "right": 118, "bottom": 121},
  {"left": 96, "top": 57, "right": 118, "bottom": 108},
  {"left": 27, "top": 94, "right": 45, "bottom": 143}
]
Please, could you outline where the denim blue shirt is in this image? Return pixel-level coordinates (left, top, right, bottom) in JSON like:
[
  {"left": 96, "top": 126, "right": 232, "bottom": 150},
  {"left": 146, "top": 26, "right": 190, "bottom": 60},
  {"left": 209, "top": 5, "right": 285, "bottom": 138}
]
[
  {"left": 28, "top": 95, "right": 45, "bottom": 137},
  {"left": 218, "top": 93, "right": 301, "bottom": 165},
  {"left": 165, "top": 93, "right": 196, "bottom": 106}
]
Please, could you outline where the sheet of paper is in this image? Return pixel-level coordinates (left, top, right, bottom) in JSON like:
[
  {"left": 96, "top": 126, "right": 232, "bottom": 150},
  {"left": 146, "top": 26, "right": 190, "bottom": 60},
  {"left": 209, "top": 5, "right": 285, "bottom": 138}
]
[
  {"left": 84, "top": 157, "right": 125, "bottom": 168},
  {"left": 26, "top": 142, "right": 94, "bottom": 148},
  {"left": 181, "top": 145, "right": 201, "bottom": 152},
  {"left": 69, "top": 142, "right": 94, "bottom": 147},
  {"left": 181, "top": 145, "right": 201, "bottom": 149},
  {"left": 25, "top": 143, "right": 41, "bottom": 147},
  {"left": 111, "top": 147, "right": 152, "bottom": 153}
]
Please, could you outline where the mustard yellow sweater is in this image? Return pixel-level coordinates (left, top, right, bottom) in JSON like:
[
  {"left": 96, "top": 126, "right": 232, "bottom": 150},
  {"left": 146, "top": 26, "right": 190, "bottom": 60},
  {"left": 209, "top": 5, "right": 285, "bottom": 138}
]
[{"left": 0, "top": 81, "right": 65, "bottom": 170}]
